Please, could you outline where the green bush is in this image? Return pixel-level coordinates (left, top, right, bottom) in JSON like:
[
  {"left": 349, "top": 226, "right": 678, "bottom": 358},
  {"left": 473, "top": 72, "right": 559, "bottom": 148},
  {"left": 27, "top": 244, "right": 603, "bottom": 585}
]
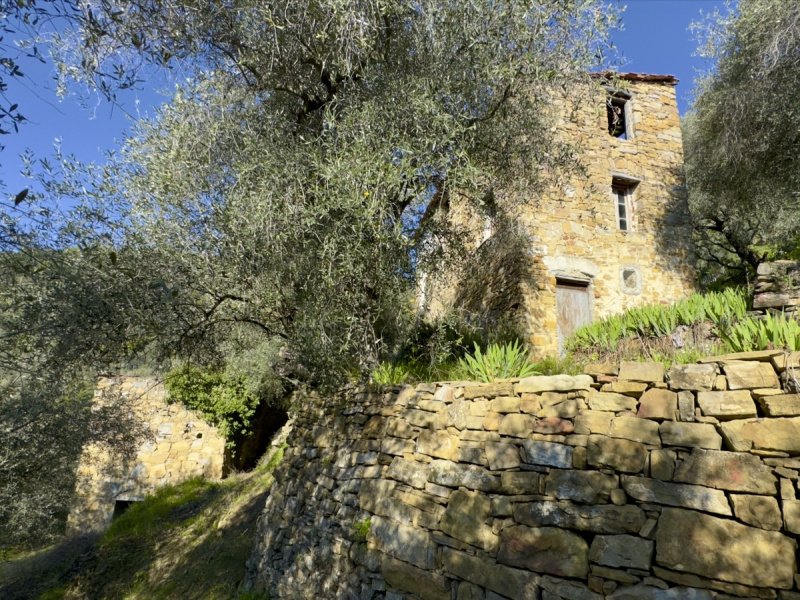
[
  {"left": 370, "top": 362, "right": 412, "bottom": 385},
  {"left": 456, "top": 341, "right": 539, "bottom": 382},
  {"left": 718, "top": 312, "right": 800, "bottom": 353},
  {"left": 164, "top": 365, "right": 260, "bottom": 442},
  {"left": 351, "top": 518, "right": 372, "bottom": 543}
]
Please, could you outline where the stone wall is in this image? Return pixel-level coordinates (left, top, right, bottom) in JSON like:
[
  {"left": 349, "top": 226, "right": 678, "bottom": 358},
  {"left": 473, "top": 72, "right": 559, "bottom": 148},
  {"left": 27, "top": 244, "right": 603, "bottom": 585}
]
[
  {"left": 246, "top": 351, "right": 800, "bottom": 599},
  {"left": 67, "top": 376, "right": 226, "bottom": 532},
  {"left": 755, "top": 261, "right": 800, "bottom": 312}
]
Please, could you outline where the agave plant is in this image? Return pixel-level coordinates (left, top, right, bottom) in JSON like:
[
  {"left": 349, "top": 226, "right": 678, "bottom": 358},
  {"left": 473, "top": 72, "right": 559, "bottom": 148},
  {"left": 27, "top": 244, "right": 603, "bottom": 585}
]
[{"left": 457, "top": 341, "right": 540, "bottom": 382}]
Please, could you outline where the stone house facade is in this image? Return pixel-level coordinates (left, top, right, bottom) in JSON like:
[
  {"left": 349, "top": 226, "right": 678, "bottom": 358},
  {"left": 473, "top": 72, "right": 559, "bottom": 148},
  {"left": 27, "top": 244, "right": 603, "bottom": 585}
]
[{"left": 427, "top": 73, "right": 696, "bottom": 356}]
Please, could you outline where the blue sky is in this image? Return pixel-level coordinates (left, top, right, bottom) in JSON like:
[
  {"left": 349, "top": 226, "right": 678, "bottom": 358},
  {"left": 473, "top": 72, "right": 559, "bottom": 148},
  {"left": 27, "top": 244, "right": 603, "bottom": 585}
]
[{"left": 1, "top": 0, "right": 724, "bottom": 196}]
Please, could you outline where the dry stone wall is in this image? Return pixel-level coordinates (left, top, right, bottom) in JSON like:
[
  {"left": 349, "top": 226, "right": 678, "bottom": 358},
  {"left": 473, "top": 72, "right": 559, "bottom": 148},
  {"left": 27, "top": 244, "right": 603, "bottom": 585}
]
[{"left": 246, "top": 351, "right": 800, "bottom": 599}]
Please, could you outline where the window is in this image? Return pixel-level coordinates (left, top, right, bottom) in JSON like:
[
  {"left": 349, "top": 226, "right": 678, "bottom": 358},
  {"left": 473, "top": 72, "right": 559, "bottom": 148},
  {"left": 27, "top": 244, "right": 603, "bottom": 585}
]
[
  {"left": 621, "top": 266, "right": 643, "bottom": 295},
  {"left": 606, "top": 92, "right": 632, "bottom": 139},
  {"left": 612, "top": 178, "right": 637, "bottom": 231}
]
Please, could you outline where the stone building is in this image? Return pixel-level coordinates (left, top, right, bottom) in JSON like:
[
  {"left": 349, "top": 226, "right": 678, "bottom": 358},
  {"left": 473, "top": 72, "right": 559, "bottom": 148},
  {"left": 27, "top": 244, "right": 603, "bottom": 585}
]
[{"left": 427, "top": 73, "right": 696, "bottom": 356}]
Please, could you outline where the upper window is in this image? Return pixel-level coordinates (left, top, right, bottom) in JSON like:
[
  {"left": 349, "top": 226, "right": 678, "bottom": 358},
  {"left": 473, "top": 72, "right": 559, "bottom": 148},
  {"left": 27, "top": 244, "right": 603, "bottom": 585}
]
[
  {"left": 612, "top": 178, "right": 637, "bottom": 231},
  {"left": 606, "top": 92, "right": 632, "bottom": 139}
]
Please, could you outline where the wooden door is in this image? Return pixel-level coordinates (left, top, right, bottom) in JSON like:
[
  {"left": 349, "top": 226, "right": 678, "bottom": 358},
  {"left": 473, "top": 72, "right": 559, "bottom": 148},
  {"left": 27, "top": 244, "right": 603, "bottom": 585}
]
[{"left": 556, "top": 280, "right": 592, "bottom": 354}]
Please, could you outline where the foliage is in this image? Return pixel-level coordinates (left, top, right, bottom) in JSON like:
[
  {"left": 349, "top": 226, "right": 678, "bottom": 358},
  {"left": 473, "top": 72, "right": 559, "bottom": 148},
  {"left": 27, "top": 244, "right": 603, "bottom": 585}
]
[
  {"left": 685, "top": 0, "right": 800, "bottom": 284},
  {"left": 351, "top": 518, "right": 372, "bottom": 543},
  {"left": 530, "top": 355, "right": 584, "bottom": 376},
  {"left": 370, "top": 362, "right": 412, "bottom": 386},
  {"left": 456, "top": 341, "right": 539, "bottom": 382},
  {"left": 164, "top": 365, "right": 260, "bottom": 442},
  {"left": 718, "top": 312, "right": 800, "bottom": 353}
]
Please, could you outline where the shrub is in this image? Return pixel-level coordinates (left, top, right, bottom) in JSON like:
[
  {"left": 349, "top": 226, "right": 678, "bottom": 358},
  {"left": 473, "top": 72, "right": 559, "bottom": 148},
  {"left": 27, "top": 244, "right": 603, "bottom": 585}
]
[
  {"left": 456, "top": 341, "right": 539, "bottom": 382},
  {"left": 351, "top": 518, "right": 371, "bottom": 543},
  {"left": 718, "top": 312, "right": 800, "bottom": 353},
  {"left": 370, "top": 362, "right": 412, "bottom": 385}
]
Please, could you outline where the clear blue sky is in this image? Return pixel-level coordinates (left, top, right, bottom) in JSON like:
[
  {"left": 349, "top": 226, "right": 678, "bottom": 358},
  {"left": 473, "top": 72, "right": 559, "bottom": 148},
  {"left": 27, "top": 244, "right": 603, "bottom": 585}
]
[{"left": 1, "top": 0, "right": 725, "bottom": 196}]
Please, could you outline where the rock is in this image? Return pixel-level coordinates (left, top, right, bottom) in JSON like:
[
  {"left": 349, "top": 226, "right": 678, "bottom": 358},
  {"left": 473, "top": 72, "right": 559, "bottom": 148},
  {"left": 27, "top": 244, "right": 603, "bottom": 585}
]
[
  {"left": 513, "top": 500, "right": 645, "bottom": 533},
  {"left": 720, "top": 417, "right": 800, "bottom": 453},
  {"left": 600, "top": 381, "right": 649, "bottom": 397},
  {"left": 498, "top": 413, "right": 535, "bottom": 437},
  {"left": 521, "top": 440, "right": 573, "bottom": 468},
  {"left": 672, "top": 449, "right": 777, "bottom": 494},
  {"left": 584, "top": 362, "right": 619, "bottom": 376},
  {"left": 784, "top": 499, "right": 800, "bottom": 534},
  {"left": 574, "top": 410, "right": 613, "bottom": 435},
  {"left": 587, "top": 434, "right": 647, "bottom": 473},
  {"left": 609, "top": 416, "right": 661, "bottom": 445},
  {"left": 416, "top": 430, "right": 460, "bottom": 460},
  {"left": 442, "top": 548, "right": 539, "bottom": 599},
  {"left": 607, "top": 585, "right": 712, "bottom": 600},
  {"left": 677, "top": 391, "right": 695, "bottom": 422},
  {"left": 730, "top": 494, "right": 782, "bottom": 530},
  {"left": 667, "top": 364, "right": 717, "bottom": 391},
  {"left": 537, "top": 398, "right": 580, "bottom": 419},
  {"left": 699, "top": 349, "right": 782, "bottom": 363},
  {"left": 696, "top": 390, "right": 757, "bottom": 420},
  {"left": 444, "top": 400, "right": 469, "bottom": 429},
  {"left": 359, "top": 479, "right": 397, "bottom": 513},
  {"left": 618, "top": 361, "right": 664, "bottom": 383},
  {"left": 723, "top": 361, "right": 780, "bottom": 390},
  {"left": 772, "top": 351, "right": 800, "bottom": 372},
  {"left": 655, "top": 507, "right": 797, "bottom": 589},
  {"left": 620, "top": 476, "right": 732, "bottom": 515},
  {"left": 462, "top": 382, "right": 515, "bottom": 399},
  {"left": 545, "top": 469, "right": 618, "bottom": 503},
  {"left": 497, "top": 525, "right": 588, "bottom": 578},
  {"left": 428, "top": 459, "right": 499, "bottom": 492},
  {"left": 382, "top": 556, "right": 450, "bottom": 600},
  {"left": 500, "top": 471, "right": 542, "bottom": 495},
  {"left": 587, "top": 391, "right": 638, "bottom": 412},
  {"left": 539, "top": 576, "right": 602, "bottom": 600},
  {"left": 490, "top": 396, "right": 520, "bottom": 413},
  {"left": 387, "top": 457, "right": 428, "bottom": 489},
  {"left": 485, "top": 442, "right": 521, "bottom": 470},
  {"left": 637, "top": 388, "right": 678, "bottom": 421},
  {"left": 757, "top": 393, "right": 800, "bottom": 417},
  {"left": 516, "top": 374, "right": 593, "bottom": 394},
  {"left": 439, "top": 490, "right": 497, "bottom": 551},
  {"left": 532, "top": 417, "right": 574, "bottom": 434},
  {"left": 649, "top": 449, "right": 676, "bottom": 480},
  {"left": 456, "top": 582, "right": 484, "bottom": 600},
  {"left": 658, "top": 422, "right": 722, "bottom": 450},
  {"left": 370, "top": 516, "right": 437, "bottom": 569},
  {"left": 589, "top": 534, "right": 653, "bottom": 570}
]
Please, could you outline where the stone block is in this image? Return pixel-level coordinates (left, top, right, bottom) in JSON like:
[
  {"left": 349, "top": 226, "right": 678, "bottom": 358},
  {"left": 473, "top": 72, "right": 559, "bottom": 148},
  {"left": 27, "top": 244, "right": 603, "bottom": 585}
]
[
  {"left": 516, "top": 374, "right": 593, "bottom": 394},
  {"left": 521, "top": 440, "right": 573, "bottom": 468},
  {"left": 677, "top": 391, "right": 695, "bottom": 422},
  {"left": 700, "top": 349, "right": 782, "bottom": 363},
  {"left": 574, "top": 411, "right": 613, "bottom": 435},
  {"left": 381, "top": 436, "right": 415, "bottom": 455},
  {"left": 600, "top": 381, "right": 648, "bottom": 397},
  {"left": 539, "top": 576, "right": 602, "bottom": 600},
  {"left": 500, "top": 471, "right": 542, "bottom": 495},
  {"left": 658, "top": 422, "right": 722, "bottom": 450},
  {"left": 655, "top": 506, "right": 797, "bottom": 589},
  {"left": 672, "top": 449, "right": 777, "bottom": 494},
  {"left": 485, "top": 442, "right": 521, "bottom": 471},
  {"left": 620, "top": 476, "right": 732, "bottom": 515},
  {"left": 649, "top": 449, "right": 676, "bottom": 480},
  {"left": 514, "top": 500, "right": 645, "bottom": 533},
  {"left": 359, "top": 479, "right": 397, "bottom": 513},
  {"left": 381, "top": 556, "right": 450, "bottom": 600},
  {"left": 440, "top": 490, "right": 497, "bottom": 552},
  {"left": 720, "top": 417, "right": 800, "bottom": 453},
  {"left": 545, "top": 469, "right": 618, "bottom": 503},
  {"left": 618, "top": 361, "right": 664, "bottom": 383},
  {"left": 370, "top": 516, "right": 436, "bottom": 569},
  {"left": 532, "top": 417, "right": 574, "bottom": 434},
  {"left": 696, "top": 390, "right": 757, "bottom": 420},
  {"left": 607, "top": 585, "right": 712, "bottom": 600},
  {"left": 784, "top": 499, "right": 800, "bottom": 534},
  {"left": 387, "top": 457, "right": 428, "bottom": 489},
  {"left": 445, "top": 400, "right": 469, "bottom": 430},
  {"left": 457, "top": 582, "right": 484, "bottom": 600},
  {"left": 498, "top": 413, "right": 535, "bottom": 437},
  {"left": 587, "top": 434, "right": 647, "bottom": 473},
  {"left": 537, "top": 398, "right": 580, "bottom": 419},
  {"left": 442, "top": 548, "right": 539, "bottom": 599},
  {"left": 589, "top": 534, "right": 653, "bottom": 570},
  {"left": 587, "top": 391, "right": 638, "bottom": 412},
  {"left": 491, "top": 396, "right": 520, "bottom": 413},
  {"left": 637, "top": 388, "right": 677, "bottom": 421},
  {"left": 772, "top": 351, "right": 800, "bottom": 372},
  {"left": 609, "top": 416, "right": 660, "bottom": 445},
  {"left": 463, "top": 382, "right": 515, "bottom": 399},
  {"left": 584, "top": 362, "right": 619, "bottom": 376},
  {"left": 482, "top": 412, "right": 501, "bottom": 431},
  {"left": 730, "top": 494, "right": 782, "bottom": 530},
  {"left": 497, "top": 525, "right": 588, "bottom": 578},
  {"left": 428, "top": 459, "right": 499, "bottom": 492},
  {"left": 723, "top": 361, "right": 780, "bottom": 390},
  {"left": 758, "top": 393, "right": 800, "bottom": 417},
  {"left": 667, "top": 364, "right": 717, "bottom": 391},
  {"left": 416, "top": 430, "right": 460, "bottom": 460}
]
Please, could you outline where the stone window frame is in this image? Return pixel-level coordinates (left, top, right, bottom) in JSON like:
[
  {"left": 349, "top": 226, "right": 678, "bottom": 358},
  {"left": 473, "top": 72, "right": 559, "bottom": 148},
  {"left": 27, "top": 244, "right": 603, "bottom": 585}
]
[
  {"left": 611, "top": 174, "right": 640, "bottom": 232},
  {"left": 620, "top": 265, "right": 643, "bottom": 295},
  {"left": 605, "top": 88, "right": 634, "bottom": 140}
]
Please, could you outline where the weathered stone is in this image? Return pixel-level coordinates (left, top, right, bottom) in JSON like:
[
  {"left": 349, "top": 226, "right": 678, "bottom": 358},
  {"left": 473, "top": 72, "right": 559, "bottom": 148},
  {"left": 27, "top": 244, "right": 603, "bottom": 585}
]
[
  {"left": 677, "top": 391, "right": 695, "bottom": 422},
  {"left": 416, "top": 430, "right": 460, "bottom": 460},
  {"left": 620, "top": 476, "right": 732, "bottom": 515},
  {"left": 485, "top": 442, "right": 521, "bottom": 471},
  {"left": 497, "top": 525, "right": 588, "bottom": 578},
  {"left": 545, "top": 469, "right": 618, "bottom": 503},
  {"left": 539, "top": 576, "right": 602, "bottom": 600},
  {"left": 608, "top": 416, "right": 661, "bottom": 445},
  {"left": 618, "top": 361, "right": 664, "bottom": 383},
  {"left": 369, "top": 516, "right": 436, "bottom": 569},
  {"left": 589, "top": 534, "right": 653, "bottom": 570},
  {"left": 444, "top": 400, "right": 469, "bottom": 430},
  {"left": 462, "top": 382, "right": 515, "bottom": 399},
  {"left": 500, "top": 471, "right": 542, "bottom": 494},
  {"left": 672, "top": 449, "right": 777, "bottom": 494},
  {"left": 574, "top": 410, "right": 613, "bottom": 435},
  {"left": 781, "top": 477, "right": 796, "bottom": 500},
  {"left": 498, "top": 413, "right": 535, "bottom": 437},
  {"left": 600, "top": 380, "right": 648, "bottom": 397},
  {"left": 730, "top": 494, "right": 782, "bottom": 530},
  {"left": 658, "top": 421, "right": 722, "bottom": 450},
  {"left": 440, "top": 490, "right": 497, "bottom": 552},
  {"left": 456, "top": 582, "right": 483, "bottom": 600},
  {"left": 696, "top": 390, "right": 757, "bottom": 420},
  {"left": 649, "top": 449, "right": 676, "bottom": 480},
  {"left": 402, "top": 408, "right": 436, "bottom": 428},
  {"left": 772, "top": 351, "right": 800, "bottom": 371},
  {"left": 667, "top": 364, "right": 717, "bottom": 391},
  {"left": 532, "top": 417, "right": 574, "bottom": 434},
  {"left": 515, "top": 374, "right": 593, "bottom": 394},
  {"left": 434, "top": 384, "right": 455, "bottom": 402},
  {"left": 587, "top": 434, "right": 647, "bottom": 473},
  {"left": 720, "top": 417, "right": 800, "bottom": 453},
  {"left": 637, "top": 388, "right": 677, "bottom": 421},
  {"left": 699, "top": 349, "right": 782, "bottom": 363},
  {"left": 385, "top": 418, "right": 416, "bottom": 438},
  {"left": 482, "top": 412, "right": 501, "bottom": 431},
  {"left": 653, "top": 566, "right": 779, "bottom": 599},
  {"left": 491, "top": 396, "right": 520, "bottom": 413},
  {"left": 783, "top": 499, "right": 800, "bottom": 534},
  {"left": 584, "top": 362, "right": 619, "bottom": 376},
  {"left": 655, "top": 507, "right": 797, "bottom": 589},
  {"left": 723, "top": 361, "right": 780, "bottom": 390},
  {"left": 381, "top": 556, "right": 449, "bottom": 600},
  {"left": 513, "top": 500, "right": 645, "bottom": 533},
  {"left": 758, "top": 393, "right": 800, "bottom": 417},
  {"left": 587, "top": 391, "right": 638, "bottom": 412},
  {"left": 607, "top": 585, "right": 712, "bottom": 600},
  {"left": 381, "top": 436, "right": 415, "bottom": 455},
  {"left": 387, "top": 458, "right": 428, "bottom": 489},
  {"left": 442, "top": 548, "right": 539, "bottom": 599},
  {"left": 359, "top": 479, "right": 397, "bottom": 513},
  {"left": 521, "top": 440, "right": 573, "bottom": 468},
  {"left": 428, "top": 459, "right": 499, "bottom": 492},
  {"left": 537, "top": 399, "right": 580, "bottom": 419}
]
